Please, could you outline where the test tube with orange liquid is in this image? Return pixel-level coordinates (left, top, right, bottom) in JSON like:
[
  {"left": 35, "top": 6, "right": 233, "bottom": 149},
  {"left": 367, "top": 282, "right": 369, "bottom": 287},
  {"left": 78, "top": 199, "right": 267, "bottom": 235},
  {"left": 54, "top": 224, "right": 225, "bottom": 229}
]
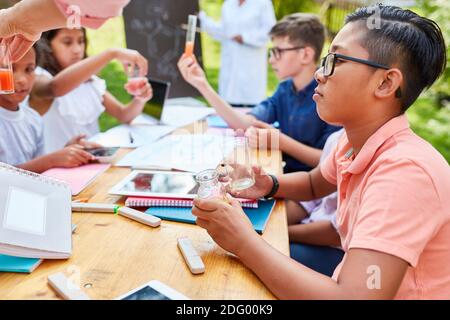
[
  {"left": 0, "top": 45, "right": 14, "bottom": 94},
  {"left": 184, "top": 15, "right": 197, "bottom": 56}
]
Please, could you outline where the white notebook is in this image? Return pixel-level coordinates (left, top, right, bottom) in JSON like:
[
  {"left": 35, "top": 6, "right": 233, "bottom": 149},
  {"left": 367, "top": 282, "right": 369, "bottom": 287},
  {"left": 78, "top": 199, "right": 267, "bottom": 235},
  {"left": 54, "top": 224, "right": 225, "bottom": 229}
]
[{"left": 0, "top": 163, "right": 72, "bottom": 259}]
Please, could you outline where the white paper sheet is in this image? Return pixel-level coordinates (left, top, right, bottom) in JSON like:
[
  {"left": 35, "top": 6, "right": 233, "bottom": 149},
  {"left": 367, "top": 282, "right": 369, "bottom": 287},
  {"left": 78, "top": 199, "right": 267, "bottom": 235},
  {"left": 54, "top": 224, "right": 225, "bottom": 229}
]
[
  {"left": 116, "top": 134, "right": 236, "bottom": 173},
  {"left": 89, "top": 124, "right": 175, "bottom": 148},
  {"left": 161, "top": 105, "right": 215, "bottom": 128}
]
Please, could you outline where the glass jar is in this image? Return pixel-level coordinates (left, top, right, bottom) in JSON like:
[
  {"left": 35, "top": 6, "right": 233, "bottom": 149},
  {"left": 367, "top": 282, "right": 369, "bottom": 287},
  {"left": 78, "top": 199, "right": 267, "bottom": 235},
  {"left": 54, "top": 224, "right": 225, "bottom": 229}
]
[{"left": 195, "top": 169, "right": 227, "bottom": 200}]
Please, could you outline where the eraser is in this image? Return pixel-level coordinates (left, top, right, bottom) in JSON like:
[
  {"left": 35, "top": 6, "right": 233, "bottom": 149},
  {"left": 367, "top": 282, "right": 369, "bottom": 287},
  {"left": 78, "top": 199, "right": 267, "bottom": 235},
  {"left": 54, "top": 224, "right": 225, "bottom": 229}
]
[
  {"left": 177, "top": 237, "right": 205, "bottom": 275},
  {"left": 47, "top": 272, "right": 90, "bottom": 300},
  {"left": 118, "top": 206, "right": 161, "bottom": 228}
]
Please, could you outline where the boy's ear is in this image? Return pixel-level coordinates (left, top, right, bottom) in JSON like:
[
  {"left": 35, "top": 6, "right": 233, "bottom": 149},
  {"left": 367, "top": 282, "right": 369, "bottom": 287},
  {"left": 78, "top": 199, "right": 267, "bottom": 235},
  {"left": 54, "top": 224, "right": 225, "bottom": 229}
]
[
  {"left": 300, "top": 47, "right": 316, "bottom": 64},
  {"left": 374, "top": 68, "right": 403, "bottom": 100}
]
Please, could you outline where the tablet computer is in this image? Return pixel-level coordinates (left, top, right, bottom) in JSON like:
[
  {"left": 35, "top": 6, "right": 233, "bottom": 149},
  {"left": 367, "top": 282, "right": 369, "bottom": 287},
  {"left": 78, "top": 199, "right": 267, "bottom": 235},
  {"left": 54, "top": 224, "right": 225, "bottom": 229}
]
[
  {"left": 116, "top": 280, "right": 189, "bottom": 300},
  {"left": 108, "top": 170, "right": 198, "bottom": 198}
]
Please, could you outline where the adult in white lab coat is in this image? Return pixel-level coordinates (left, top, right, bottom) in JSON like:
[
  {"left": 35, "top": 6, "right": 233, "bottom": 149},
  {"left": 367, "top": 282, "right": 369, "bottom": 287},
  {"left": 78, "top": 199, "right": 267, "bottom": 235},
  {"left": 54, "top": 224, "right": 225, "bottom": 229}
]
[{"left": 199, "top": 0, "right": 276, "bottom": 107}]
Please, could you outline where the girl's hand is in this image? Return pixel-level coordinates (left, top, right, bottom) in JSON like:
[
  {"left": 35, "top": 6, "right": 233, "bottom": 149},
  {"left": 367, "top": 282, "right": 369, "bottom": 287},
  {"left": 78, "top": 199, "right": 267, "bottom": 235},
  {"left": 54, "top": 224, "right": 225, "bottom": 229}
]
[
  {"left": 111, "top": 48, "right": 149, "bottom": 77},
  {"left": 177, "top": 54, "right": 208, "bottom": 90},
  {"left": 124, "top": 77, "right": 153, "bottom": 101}
]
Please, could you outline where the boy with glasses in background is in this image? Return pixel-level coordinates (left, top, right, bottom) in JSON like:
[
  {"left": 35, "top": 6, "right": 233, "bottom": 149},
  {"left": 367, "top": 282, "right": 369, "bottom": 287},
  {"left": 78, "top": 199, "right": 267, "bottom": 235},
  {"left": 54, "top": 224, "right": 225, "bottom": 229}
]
[{"left": 178, "top": 13, "right": 341, "bottom": 174}]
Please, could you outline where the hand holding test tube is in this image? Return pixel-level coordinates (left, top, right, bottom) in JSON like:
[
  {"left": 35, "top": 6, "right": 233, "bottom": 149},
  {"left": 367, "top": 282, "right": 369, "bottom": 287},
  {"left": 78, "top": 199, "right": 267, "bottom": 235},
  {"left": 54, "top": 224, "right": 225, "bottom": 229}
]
[{"left": 185, "top": 15, "right": 197, "bottom": 56}]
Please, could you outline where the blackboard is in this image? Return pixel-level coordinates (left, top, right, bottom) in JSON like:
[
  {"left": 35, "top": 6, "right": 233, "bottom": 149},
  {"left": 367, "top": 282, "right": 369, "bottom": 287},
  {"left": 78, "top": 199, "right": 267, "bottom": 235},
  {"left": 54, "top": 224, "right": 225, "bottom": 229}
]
[{"left": 123, "top": 0, "right": 203, "bottom": 98}]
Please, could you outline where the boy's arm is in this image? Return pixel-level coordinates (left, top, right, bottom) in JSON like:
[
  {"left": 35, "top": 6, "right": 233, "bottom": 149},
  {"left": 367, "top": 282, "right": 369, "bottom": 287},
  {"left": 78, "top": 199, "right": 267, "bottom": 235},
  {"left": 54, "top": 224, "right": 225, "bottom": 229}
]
[
  {"left": 177, "top": 55, "right": 257, "bottom": 129},
  {"left": 238, "top": 235, "right": 407, "bottom": 299},
  {"left": 273, "top": 166, "right": 337, "bottom": 202},
  {"left": 279, "top": 133, "right": 322, "bottom": 168},
  {"left": 17, "top": 146, "right": 94, "bottom": 173},
  {"left": 197, "top": 82, "right": 258, "bottom": 129},
  {"left": 17, "top": 154, "right": 57, "bottom": 173},
  {"left": 288, "top": 220, "right": 341, "bottom": 247},
  {"left": 234, "top": 165, "right": 337, "bottom": 203},
  {"left": 246, "top": 122, "right": 322, "bottom": 167},
  {"left": 193, "top": 196, "right": 408, "bottom": 299},
  {"left": 32, "top": 48, "right": 148, "bottom": 99}
]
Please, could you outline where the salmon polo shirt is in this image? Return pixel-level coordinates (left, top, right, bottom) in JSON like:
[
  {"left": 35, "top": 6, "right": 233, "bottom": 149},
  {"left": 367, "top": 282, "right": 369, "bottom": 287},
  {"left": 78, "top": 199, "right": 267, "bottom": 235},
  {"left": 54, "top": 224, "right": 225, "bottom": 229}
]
[{"left": 321, "top": 114, "right": 450, "bottom": 299}]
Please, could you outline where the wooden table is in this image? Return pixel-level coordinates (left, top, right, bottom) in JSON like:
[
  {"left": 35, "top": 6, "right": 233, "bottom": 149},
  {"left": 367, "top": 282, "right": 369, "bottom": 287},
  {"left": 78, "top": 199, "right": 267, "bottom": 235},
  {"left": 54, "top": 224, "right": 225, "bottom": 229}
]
[{"left": 0, "top": 124, "right": 288, "bottom": 300}]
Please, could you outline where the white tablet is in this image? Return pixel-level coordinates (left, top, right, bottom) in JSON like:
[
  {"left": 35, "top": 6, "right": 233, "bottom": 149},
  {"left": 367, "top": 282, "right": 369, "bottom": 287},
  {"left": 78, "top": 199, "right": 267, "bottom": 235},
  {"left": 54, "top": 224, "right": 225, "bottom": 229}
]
[
  {"left": 109, "top": 170, "right": 198, "bottom": 198},
  {"left": 116, "top": 280, "right": 189, "bottom": 300}
]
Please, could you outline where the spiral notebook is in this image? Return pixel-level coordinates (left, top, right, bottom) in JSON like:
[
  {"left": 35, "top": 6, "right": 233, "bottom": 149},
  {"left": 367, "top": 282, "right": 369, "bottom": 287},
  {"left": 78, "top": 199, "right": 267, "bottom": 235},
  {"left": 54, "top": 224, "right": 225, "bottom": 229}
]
[
  {"left": 125, "top": 196, "right": 258, "bottom": 208},
  {"left": 0, "top": 163, "right": 72, "bottom": 259},
  {"left": 145, "top": 199, "right": 276, "bottom": 234}
]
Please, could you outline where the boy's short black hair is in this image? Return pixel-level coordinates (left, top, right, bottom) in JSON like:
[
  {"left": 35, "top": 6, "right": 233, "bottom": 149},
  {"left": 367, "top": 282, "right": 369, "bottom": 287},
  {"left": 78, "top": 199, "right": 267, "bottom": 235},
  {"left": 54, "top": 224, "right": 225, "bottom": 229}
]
[
  {"left": 270, "top": 13, "right": 326, "bottom": 63},
  {"left": 346, "top": 5, "right": 446, "bottom": 112}
]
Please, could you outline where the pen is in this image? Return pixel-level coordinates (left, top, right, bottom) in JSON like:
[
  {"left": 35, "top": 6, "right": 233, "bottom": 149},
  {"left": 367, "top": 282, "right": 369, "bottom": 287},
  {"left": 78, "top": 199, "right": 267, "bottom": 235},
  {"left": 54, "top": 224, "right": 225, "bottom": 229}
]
[
  {"left": 71, "top": 202, "right": 119, "bottom": 213},
  {"left": 131, "top": 165, "right": 173, "bottom": 171},
  {"left": 129, "top": 132, "right": 134, "bottom": 144}
]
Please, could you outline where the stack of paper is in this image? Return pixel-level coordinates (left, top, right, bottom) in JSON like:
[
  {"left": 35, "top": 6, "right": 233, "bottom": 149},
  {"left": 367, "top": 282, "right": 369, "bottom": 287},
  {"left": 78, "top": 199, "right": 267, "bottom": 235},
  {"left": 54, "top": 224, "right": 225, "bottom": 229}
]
[{"left": 116, "top": 134, "right": 236, "bottom": 173}]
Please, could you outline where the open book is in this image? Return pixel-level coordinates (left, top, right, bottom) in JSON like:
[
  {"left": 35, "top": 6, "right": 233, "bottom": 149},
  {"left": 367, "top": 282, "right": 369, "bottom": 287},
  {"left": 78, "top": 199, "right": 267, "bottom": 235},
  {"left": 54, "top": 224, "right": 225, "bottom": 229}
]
[{"left": 0, "top": 163, "right": 72, "bottom": 259}]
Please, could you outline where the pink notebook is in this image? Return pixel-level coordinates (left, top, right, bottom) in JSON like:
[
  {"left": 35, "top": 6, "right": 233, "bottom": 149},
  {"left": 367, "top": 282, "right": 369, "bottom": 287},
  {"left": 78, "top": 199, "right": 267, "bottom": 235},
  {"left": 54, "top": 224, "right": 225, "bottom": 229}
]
[
  {"left": 125, "top": 196, "right": 258, "bottom": 208},
  {"left": 42, "top": 163, "right": 110, "bottom": 196}
]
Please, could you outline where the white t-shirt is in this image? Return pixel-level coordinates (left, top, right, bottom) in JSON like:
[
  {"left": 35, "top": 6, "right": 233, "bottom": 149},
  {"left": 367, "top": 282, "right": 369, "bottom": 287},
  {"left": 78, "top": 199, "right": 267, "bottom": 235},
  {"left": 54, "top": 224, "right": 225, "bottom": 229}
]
[
  {"left": 0, "top": 102, "right": 44, "bottom": 166},
  {"left": 300, "top": 129, "right": 344, "bottom": 225},
  {"left": 35, "top": 67, "right": 107, "bottom": 153}
]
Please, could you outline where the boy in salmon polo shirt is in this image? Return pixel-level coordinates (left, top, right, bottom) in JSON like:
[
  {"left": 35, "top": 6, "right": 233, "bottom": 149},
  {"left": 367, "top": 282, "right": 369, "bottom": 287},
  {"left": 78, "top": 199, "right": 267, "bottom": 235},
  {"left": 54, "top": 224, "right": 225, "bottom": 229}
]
[{"left": 191, "top": 5, "right": 450, "bottom": 299}]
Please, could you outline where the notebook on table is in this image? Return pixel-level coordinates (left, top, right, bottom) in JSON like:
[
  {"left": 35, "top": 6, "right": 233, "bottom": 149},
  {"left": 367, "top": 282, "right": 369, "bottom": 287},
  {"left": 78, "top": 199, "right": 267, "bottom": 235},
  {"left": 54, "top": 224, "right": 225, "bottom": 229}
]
[
  {"left": 206, "top": 108, "right": 253, "bottom": 128},
  {"left": 145, "top": 199, "right": 276, "bottom": 234},
  {"left": 43, "top": 163, "right": 110, "bottom": 196},
  {"left": 0, "top": 254, "right": 42, "bottom": 273},
  {"left": 0, "top": 224, "right": 77, "bottom": 274},
  {"left": 0, "top": 163, "right": 72, "bottom": 259},
  {"left": 125, "top": 196, "right": 258, "bottom": 208}
]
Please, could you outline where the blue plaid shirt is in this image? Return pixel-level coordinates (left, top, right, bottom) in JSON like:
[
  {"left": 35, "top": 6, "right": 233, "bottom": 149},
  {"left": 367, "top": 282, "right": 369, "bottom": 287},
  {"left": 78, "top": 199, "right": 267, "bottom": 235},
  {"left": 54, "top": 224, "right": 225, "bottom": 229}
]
[{"left": 249, "top": 78, "right": 341, "bottom": 173}]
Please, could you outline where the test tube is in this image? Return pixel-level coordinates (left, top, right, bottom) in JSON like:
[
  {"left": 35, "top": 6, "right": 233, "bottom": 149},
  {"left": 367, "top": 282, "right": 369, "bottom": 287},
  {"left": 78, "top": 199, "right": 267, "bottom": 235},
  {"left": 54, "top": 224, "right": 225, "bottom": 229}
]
[
  {"left": 126, "top": 64, "right": 146, "bottom": 96},
  {"left": 185, "top": 15, "right": 197, "bottom": 56},
  {"left": 0, "top": 45, "right": 14, "bottom": 94}
]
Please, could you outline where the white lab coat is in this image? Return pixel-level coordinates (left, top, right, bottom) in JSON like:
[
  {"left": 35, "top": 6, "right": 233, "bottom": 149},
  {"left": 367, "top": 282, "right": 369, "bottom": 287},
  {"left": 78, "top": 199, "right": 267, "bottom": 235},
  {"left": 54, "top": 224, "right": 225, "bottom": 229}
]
[{"left": 199, "top": 0, "right": 276, "bottom": 105}]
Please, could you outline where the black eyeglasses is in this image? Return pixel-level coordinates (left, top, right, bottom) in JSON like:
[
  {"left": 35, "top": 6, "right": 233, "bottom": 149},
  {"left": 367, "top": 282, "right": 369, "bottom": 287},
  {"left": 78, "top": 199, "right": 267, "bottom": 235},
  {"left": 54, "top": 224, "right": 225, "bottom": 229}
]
[
  {"left": 320, "top": 53, "right": 402, "bottom": 98},
  {"left": 269, "top": 46, "right": 304, "bottom": 60},
  {"left": 320, "top": 53, "right": 390, "bottom": 77}
]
